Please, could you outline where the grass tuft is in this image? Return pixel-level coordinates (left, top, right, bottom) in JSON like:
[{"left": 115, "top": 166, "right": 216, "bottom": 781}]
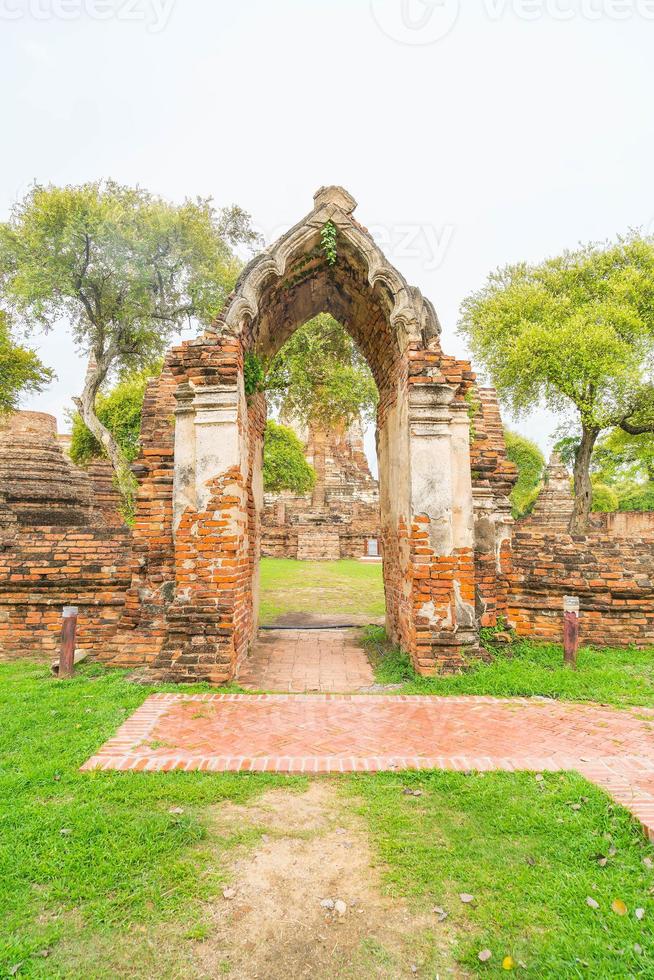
[{"left": 363, "top": 626, "right": 654, "bottom": 708}]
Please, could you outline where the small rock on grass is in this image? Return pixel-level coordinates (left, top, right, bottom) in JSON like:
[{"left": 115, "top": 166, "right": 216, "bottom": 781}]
[
  {"left": 431, "top": 906, "right": 448, "bottom": 922},
  {"left": 334, "top": 899, "right": 347, "bottom": 916},
  {"left": 478, "top": 949, "right": 492, "bottom": 962},
  {"left": 459, "top": 893, "right": 475, "bottom": 904},
  {"left": 586, "top": 897, "right": 599, "bottom": 909},
  {"left": 635, "top": 907, "right": 645, "bottom": 920},
  {"left": 320, "top": 898, "right": 335, "bottom": 910}
]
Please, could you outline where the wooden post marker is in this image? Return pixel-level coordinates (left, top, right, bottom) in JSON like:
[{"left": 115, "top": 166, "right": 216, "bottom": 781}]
[
  {"left": 58, "top": 606, "right": 79, "bottom": 679},
  {"left": 563, "top": 595, "right": 580, "bottom": 668}
]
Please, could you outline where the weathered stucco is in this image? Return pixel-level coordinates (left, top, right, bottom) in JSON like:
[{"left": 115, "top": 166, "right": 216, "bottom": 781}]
[{"left": 100, "top": 186, "right": 517, "bottom": 682}]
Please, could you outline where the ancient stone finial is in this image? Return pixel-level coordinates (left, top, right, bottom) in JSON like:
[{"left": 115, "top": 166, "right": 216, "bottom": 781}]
[{"left": 313, "top": 185, "right": 357, "bottom": 214}]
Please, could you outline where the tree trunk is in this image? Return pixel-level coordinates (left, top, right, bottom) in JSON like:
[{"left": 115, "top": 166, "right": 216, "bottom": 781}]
[
  {"left": 73, "top": 353, "right": 128, "bottom": 482},
  {"left": 569, "top": 425, "right": 600, "bottom": 533}
]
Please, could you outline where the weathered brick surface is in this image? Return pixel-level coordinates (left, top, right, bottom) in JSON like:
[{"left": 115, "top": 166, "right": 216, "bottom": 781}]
[
  {"left": 0, "top": 526, "right": 132, "bottom": 658},
  {"left": 507, "top": 455, "right": 654, "bottom": 647},
  {"left": 0, "top": 412, "right": 95, "bottom": 527},
  {"left": 262, "top": 420, "right": 380, "bottom": 560},
  {"left": 510, "top": 518, "right": 654, "bottom": 648}
]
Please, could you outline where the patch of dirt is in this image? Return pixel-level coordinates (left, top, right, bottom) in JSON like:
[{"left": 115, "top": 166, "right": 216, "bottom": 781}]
[
  {"left": 266, "top": 611, "right": 384, "bottom": 628},
  {"left": 192, "top": 781, "right": 462, "bottom": 979}
]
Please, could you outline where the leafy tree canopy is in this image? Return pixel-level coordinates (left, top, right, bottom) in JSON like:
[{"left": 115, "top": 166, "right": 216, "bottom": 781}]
[
  {"left": 0, "top": 311, "right": 53, "bottom": 415},
  {"left": 459, "top": 234, "right": 654, "bottom": 529},
  {"left": 69, "top": 361, "right": 163, "bottom": 466},
  {"left": 617, "top": 483, "right": 654, "bottom": 512},
  {"left": 262, "top": 420, "right": 316, "bottom": 494},
  {"left": 593, "top": 427, "right": 654, "bottom": 485},
  {"left": 0, "top": 180, "right": 258, "bottom": 502},
  {"left": 504, "top": 429, "right": 545, "bottom": 519},
  {"left": 554, "top": 429, "right": 654, "bottom": 511},
  {"left": 265, "top": 314, "right": 378, "bottom": 429},
  {"left": 590, "top": 481, "right": 619, "bottom": 513}
]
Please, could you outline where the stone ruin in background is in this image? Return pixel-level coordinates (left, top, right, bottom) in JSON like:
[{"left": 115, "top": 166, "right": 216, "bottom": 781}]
[
  {"left": 0, "top": 187, "right": 652, "bottom": 679},
  {"left": 261, "top": 418, "right": 381, "bottom": 561}
]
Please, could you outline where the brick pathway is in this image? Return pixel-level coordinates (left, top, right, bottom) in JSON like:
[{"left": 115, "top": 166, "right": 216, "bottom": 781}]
[
  {"left": 82, "top": 693, "right": 654, "bottom": 838},
  {"left": 237, "top": 628, "right": 374, "bottom": 692}
]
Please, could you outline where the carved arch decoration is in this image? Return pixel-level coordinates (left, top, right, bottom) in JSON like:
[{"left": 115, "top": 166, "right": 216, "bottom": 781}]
[{"left": 110, "top": 187, "right": 515, "bottom": 684}]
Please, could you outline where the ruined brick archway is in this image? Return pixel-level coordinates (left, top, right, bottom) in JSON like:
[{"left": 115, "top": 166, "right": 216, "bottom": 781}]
[{"left": 115, "top": 186, "right": 515, "bottom": 683}]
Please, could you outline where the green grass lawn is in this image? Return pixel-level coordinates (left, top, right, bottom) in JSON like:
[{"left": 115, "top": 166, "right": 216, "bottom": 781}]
[
  {"left": 365, "top": 626, "right": 654, "bottom": 709},
  {"left": 258, "top": 557, "right": 385, "bottom": 624},
  {"left": 348, "top": 770, "right": 654, "bottom": 977},
  {"left": 2, "top": 660, "right": 654, "bottom": 977},
  {"left": 0, "top": 661, "right": 303, "bottom": 978}
]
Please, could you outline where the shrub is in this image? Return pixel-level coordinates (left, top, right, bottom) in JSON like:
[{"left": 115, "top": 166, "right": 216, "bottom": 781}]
[
  {"left": 590, "top": 481, "right": 619, "bottom": 513},
  {"left": 505, "top": 430, "right": 545, "bottom": 519},
  {"left": 617, "top": 483, "right": 654, "bottom": 512},
  {"left": 262, "top": 420, "right": 316, "bottom": 494}
]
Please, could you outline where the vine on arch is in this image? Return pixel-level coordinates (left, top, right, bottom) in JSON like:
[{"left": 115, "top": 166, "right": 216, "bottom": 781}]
[{"left": 321, "top": 221, "right": 338, "bottom": 266}]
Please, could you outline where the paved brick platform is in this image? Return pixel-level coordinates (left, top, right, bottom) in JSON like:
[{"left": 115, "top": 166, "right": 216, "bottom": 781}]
[
  {"left": 237, "top": 628, "right": 374, "bottom": 692},
  {"left": 82, "top": 693, "right": 654, "bottom": 839}
]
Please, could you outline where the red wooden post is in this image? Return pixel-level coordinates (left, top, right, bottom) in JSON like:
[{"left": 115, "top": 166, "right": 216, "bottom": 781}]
[
  {"left": 563, "top": 595, "right": 580, "bottom": 668},
  {"left": 58, "top": 606, "right": 78, "bottom": 679}
]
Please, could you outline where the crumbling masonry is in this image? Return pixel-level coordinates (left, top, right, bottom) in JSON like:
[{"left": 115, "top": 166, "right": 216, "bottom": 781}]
[{"left": 1, "top": 187, "right": 652, "bottom": 677}]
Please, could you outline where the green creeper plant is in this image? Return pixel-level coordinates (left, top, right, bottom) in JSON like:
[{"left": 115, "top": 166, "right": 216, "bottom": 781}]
[
  {"left": 320, "top": 221, "right": 338, "bottom": 266},
  {"left": 459, "top": 234, "right": 654, "bottom": 530},
  {"left": 244, "top": 351, "right": 265, "bottom": 397}
]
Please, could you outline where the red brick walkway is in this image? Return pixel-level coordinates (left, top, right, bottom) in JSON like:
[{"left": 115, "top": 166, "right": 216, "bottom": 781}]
[
  {"left": 82, "top": 693, "right": 654, "bottom": 839},
  {"left": 237, "top": 628, "right": 374, "bottom": 692}
]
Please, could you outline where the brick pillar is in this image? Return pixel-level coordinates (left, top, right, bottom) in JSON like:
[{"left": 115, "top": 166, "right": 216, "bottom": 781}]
[
  {"left": 408, "top": 383, "right": 479, "bottom": 673},
  {"left": 150, "top": 382, "right": 252, "bottom": 684}
]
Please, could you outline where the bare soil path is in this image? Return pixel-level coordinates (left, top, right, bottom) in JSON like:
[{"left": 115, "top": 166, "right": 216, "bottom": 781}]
[{"left": 191, "top": 781, "right": 459, "bottom": 978}]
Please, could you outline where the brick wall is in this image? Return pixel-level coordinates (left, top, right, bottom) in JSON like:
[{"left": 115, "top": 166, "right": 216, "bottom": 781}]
[
  {"left": 0, "top": 526, "right": 132, "bottom": 659},
  {"left": 509, "top": 524, "right": 654, "bottom": 647}
]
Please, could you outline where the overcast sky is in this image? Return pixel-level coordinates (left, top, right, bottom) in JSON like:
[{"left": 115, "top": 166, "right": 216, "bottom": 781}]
[{"left": 2, "top": 0, "right": 653, "bottom": 471}]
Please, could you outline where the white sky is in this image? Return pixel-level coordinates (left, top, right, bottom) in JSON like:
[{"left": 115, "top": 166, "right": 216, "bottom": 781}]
[{"left": 2, "top": 0, "right": 654, "bottom": 473}]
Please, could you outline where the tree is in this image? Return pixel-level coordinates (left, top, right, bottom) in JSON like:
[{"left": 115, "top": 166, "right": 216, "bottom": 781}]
[
  {"left": 617, "top": 483, "right": 654, "bottom": 511},
  {"left": 459, "top": 235, "right": 654, "bottom": 530},
  {"left": 265, "top": 314, "right": 378, "bottom": 428},
  {"left": 0, "top": 180, "right": 258, "bottom": 500},
  {"left": 592, "top": 427, "right": 654, "bottom": 485},
  {"left": 0, "top": 311, "right": 53, "bottom": 415},
  {"left": 69, "top": 361, "right": 163, "bottom": 466},
  {"left": 504, "top": 430, "right": 545, "bottom": 519},
  {"left": 555, "top": 428, "right": 654, "bottom": 512},
  {"left": 262, "top": 420, "right": 316, "bottom": 494}
]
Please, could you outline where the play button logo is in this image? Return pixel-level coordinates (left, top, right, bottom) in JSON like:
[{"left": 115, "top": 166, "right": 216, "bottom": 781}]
[{"left": 370, "top": 0, "right": 460, "bottom": 45}]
